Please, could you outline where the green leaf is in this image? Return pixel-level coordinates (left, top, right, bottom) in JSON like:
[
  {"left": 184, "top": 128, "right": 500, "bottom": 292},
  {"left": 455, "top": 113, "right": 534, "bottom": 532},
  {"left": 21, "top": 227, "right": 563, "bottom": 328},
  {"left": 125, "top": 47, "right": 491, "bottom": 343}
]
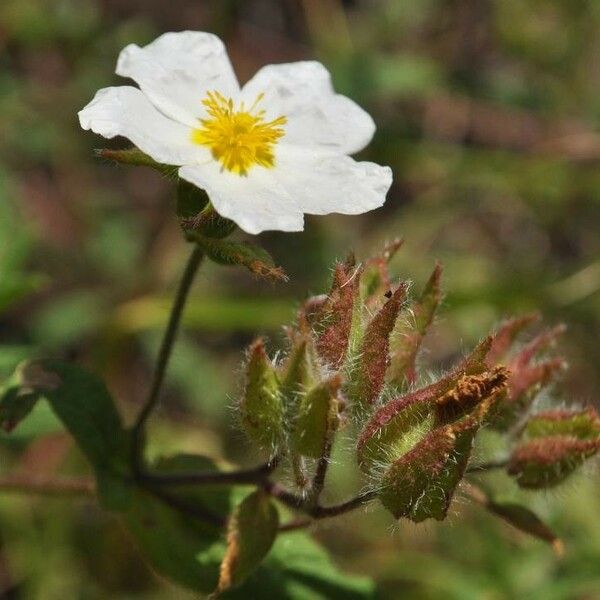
[
  {"left": 188, "top": 233, "right": 287, "bottom": 281},
  {"left": 0, "top": 360, "right": 131, "bottom": 510},
  {"left": 224, "top": 531, "right": 376, "bottom": 599},
  {"left": 484, "top": 499, "right": 563, "bottom": 553},
  {"left": 217, "top": 490, "right": 279, "bottom": 593},
  {"left": 124, "top": 453, "right": 232, "bottom": 594}
]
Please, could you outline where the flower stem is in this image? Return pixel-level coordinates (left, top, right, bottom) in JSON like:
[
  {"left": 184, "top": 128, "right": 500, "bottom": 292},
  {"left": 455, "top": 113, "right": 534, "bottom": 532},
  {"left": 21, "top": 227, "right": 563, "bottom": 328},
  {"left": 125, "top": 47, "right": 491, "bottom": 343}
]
[{"left": 131, "top": 244, "right": 204, "bottom": 475}]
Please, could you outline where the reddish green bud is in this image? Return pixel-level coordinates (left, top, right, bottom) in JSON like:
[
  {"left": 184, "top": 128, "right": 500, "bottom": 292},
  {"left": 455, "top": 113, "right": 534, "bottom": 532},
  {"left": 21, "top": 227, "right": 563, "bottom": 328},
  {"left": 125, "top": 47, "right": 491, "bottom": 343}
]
[
  {"left": 508, "top": 408, "right": 600, "bottom": 488},
  {"left": 379, "top": 426, "right": 456, "bottom": 520},
  {"left": 351, "top": 283, "right": 407, "bottom": 408},
  {"left": 357, "top": 342, "right": 497, "bottom": 472},
  {"left": 378, "top": 394, "right": 499, "bottom": 522},
  {"left": 524, "top": 407, "right": 600, "bottom": 439},
  {"left": 388, "top": 263, "right": 442, "bottom": 385},
  {"left": 508, "top": 437, "right": 600, "bottom": 489},
  {"left": 315, "top": 260, "right": 362, "bottom": 368},
  {"left": 291, "top": 375, "right": 342, "bottom": 459},
  {"left": 240, "top": 339, "right": 284, "bottom": 453}
]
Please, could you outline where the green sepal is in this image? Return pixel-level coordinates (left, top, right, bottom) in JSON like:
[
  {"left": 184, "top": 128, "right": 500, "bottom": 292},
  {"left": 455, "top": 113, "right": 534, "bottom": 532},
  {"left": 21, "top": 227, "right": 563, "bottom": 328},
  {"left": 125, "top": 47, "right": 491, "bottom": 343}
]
[
  {"left": 188, "top": 233, "right": 287, "bottom": 281},
  {"left": 95, "top": 147, "right": 175, "bottom": 176},
  {"left": 0, "top": 360, "right": 132, "bottom": 510}
]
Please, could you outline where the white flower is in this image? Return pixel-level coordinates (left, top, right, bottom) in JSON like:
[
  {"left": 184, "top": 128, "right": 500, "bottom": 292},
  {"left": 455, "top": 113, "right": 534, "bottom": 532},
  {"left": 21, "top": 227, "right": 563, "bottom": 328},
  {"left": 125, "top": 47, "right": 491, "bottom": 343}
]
[{"left": 79, "top": 31, "right": 392, "bottom": 234}]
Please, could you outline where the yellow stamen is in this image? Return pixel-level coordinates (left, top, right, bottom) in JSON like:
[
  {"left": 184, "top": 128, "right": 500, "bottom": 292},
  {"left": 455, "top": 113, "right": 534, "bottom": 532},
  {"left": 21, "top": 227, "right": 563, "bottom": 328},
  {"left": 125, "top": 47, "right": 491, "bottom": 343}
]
[{"left": 191, "top": 91, "right": 287, "bottom": 176}]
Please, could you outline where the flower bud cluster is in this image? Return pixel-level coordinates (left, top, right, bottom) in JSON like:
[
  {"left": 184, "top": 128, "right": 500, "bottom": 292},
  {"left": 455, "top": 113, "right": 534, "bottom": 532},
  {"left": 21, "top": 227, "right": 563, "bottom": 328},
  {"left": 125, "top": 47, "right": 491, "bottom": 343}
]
[{"left": 237, "top": 243, "right": 596, "bottom": 520}]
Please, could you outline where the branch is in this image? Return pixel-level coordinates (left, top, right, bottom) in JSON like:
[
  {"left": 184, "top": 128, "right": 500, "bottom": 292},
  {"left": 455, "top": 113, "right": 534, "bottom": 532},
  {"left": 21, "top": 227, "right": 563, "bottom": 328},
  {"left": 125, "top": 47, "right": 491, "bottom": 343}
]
[
  {"left": 139, "top": 456, "right": 280, "bottom": 487},
  {"left": 131, "top": 245, "right": 204, "bottom": 474},
  {"left": 0, "top": 475, "right": 95, "bottom": 496}
]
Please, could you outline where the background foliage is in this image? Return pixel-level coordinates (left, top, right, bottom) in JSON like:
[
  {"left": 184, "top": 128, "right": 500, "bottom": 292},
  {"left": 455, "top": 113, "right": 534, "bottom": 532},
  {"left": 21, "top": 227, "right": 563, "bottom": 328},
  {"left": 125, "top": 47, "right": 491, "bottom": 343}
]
[{"left": 0, "top": 0, "right": 598, "bottom": 597}]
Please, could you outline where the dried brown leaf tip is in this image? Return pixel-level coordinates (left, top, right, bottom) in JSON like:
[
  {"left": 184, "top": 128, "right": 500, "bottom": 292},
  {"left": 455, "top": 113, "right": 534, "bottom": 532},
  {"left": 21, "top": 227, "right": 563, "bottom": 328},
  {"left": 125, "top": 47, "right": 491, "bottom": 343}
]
[
  {"left": 436, "top": 366, "right": 509, "bottom": 423},
  {"left": 508, "top": 407, "right": 600, "bottom": 489}
]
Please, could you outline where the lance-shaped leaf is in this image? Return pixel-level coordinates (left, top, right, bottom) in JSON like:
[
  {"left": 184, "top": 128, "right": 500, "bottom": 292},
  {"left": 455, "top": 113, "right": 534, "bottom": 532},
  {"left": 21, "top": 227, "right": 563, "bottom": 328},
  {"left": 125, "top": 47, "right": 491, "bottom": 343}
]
[
  {"left": 314, "top": 259, "right": 362, "bottom": 368},
  {"left": 388, "top": 263, "right": 442, "bottom": 385},
  {"left": 508, "top": 407, "right": 600, "bottom": 489},
  {"left": 291, "top": 375, "right": 342, "bottom": 459},
  {"left": 188, "top": 233, "right": 287, "bottom": 281},
  {"left": 350, "top": 283, "right": 407, "bottom": 408},
  {"left": 357, "top": 338, "right": 495, "bottom": 472},
  {"left": 95, "top": 147, "right": 175, "bottom": 175},
  {"left": 0, "top": 360, "right": 131, "bottom": 510},
  {"left": 217, "top": 490, "right": 279, "bottom": 594},
  {"left": 239, "top": 340, "right": 284, "bottom": 453},
  {"left": 482, "top": 497, "right": 563, "bottom": 553},
  {"left": 360, "top": 238, "right": 403, "bottom": 308}
]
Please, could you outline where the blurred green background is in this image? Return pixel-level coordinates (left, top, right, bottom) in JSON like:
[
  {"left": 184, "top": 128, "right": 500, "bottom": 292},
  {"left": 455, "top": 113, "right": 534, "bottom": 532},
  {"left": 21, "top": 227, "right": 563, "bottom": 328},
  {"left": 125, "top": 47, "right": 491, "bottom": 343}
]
[{"left": 1, "top": 0, "right": 599, "bottom": 597}]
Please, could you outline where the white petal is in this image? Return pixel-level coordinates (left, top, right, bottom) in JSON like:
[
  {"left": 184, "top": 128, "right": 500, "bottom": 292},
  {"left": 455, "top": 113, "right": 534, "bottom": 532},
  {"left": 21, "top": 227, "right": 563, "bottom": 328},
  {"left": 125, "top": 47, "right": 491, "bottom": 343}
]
[
  {"left": 274, "top": 146, "right": 392, "bottom": 216},
  {"left": 178, "top": 163, "right": 303, "bottom": 235},
  {"left": 78, "top": 86, "right": 207, "bottom": 165},
  {"left": 116, "top": 31, "right": 240, "bottom": 128},
  {"left": 241, "top": 61, "right": 375, "bottom": 155}
]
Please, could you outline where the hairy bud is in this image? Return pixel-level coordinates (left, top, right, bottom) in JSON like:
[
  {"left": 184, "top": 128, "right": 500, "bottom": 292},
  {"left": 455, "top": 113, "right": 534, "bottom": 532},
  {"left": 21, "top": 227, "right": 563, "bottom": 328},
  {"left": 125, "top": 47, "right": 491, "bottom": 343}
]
[
  {"left": 508, "top": 408, "right": 600, "bottom": 488},
  {"left": 239, "top": 339, "right": 283, "bottom": 453}
]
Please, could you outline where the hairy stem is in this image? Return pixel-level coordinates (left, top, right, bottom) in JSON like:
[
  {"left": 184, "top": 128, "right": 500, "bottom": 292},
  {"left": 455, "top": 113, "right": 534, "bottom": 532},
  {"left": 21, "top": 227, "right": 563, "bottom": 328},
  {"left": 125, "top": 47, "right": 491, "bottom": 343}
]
[{"left": 131, "top": 244, "right": 204, "bottom": 475}]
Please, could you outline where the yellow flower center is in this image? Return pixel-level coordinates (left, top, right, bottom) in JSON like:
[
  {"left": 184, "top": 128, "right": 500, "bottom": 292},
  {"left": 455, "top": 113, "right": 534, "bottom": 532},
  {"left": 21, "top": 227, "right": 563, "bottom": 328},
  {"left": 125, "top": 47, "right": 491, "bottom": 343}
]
[{"left": 191, "top": 91, "right": 287, "bottom": 176}]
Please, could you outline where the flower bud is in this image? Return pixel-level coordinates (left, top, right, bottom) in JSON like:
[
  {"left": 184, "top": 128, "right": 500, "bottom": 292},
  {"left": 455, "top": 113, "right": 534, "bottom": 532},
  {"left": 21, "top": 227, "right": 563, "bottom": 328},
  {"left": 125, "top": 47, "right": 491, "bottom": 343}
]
[
  {"left": 508, "top": 408, "right": 600, "bottom": 488},
  {"left": 239, "top": 339, "right": 284, "bottom": 453},
  {"left": 291, "top": 375, "right": 342, "bottom": 459},
  {"left": 314, "top": 259, "right": 362, "bottom": 368}
]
